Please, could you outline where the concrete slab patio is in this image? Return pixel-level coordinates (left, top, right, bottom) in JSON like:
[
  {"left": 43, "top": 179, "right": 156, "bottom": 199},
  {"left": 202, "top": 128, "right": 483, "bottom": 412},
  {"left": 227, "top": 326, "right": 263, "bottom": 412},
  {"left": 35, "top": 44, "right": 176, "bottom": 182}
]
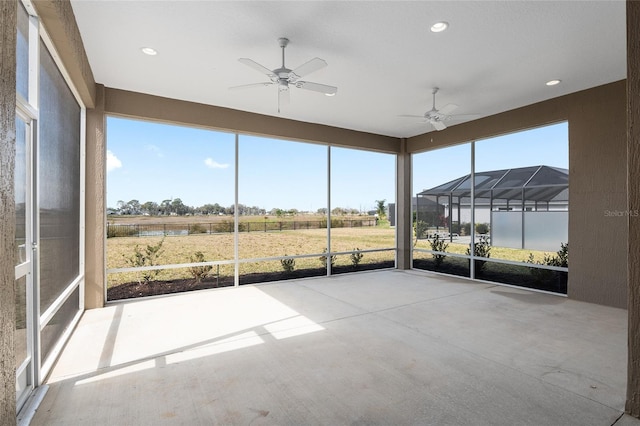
[{"left": 30, "top": 270, "right": 638, "bottom": 425}]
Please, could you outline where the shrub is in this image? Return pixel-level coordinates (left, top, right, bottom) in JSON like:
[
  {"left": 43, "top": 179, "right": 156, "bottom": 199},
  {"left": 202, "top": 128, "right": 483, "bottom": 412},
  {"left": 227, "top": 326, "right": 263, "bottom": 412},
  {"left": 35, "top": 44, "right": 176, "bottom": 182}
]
[
  {"left": 466, "top": 235, "right": 491, "bottom": 275},
  {"left": 350, "top": 248, "right": 364, "bottom": 269},
  {"left": 526, "top": 243, "right": 568, "bottom": 284},
  {"left": 429, "top": 234, "right": 449, "bottom": 268},
  {"left": 188, "top": 223, "right": 208, "bottom": 234},
  {"left": 281, "top": 255, "right": 296, "bottom": 273},
  {"left": 330, "top": 218, "right": 344, "bottom": 228},
  {"left": 123, "top": 237, "right": 165, "bottom": 284},
  {"left": 319, "top": 248, "right": 336, "bottom": 268},
  {"left": 189, "top": 251, "right": 212, "bottom": 283},
  {"left": 107, "top": 224, "right": 138, "bottom": 238},
  {"left": 215, "top": 220, "right": 246, "bottom": 233},
  {"left": 450, "top": 223, "right": 461, "bottom": 234},
  {"left": 414, "top": 220, "right": 429, "bottom": 240},
  {"left": 475, "top": 223, "right": 490, "bottom": 234},
  {"left": 462, "top": 222, "right": 471, "bottom": 236}
]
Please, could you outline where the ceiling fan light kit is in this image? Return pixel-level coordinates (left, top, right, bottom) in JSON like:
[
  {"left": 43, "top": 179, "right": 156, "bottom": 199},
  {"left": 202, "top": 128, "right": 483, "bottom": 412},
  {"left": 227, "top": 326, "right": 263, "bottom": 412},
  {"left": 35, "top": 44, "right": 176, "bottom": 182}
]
[{"left": 231, "top": 37, "right": 338, "bottom": 112}]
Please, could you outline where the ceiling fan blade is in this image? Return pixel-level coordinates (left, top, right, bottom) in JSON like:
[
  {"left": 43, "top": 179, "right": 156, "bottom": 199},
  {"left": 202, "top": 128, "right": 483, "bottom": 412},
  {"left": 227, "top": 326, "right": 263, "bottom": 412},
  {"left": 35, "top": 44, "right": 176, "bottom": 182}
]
[
  {"left": 290, "top": 57, "right": 327, "bottom": 80},
  {"left": 431, "top": 120, "right": 447, "bottom": 131},
  {"left": 438, "top": 103, "right": 459, "bottom": 115},
  {"left": 229, "top": 82, "right": 273, "bottom": 91},
  {"left": 295, "top": 81, "right": 337, "bottom": 96},
  {"left": 398, "top": 114, "right": 428, "bottom": 119},
  {"left": 238, "top": 58, "right": 276, "bottom": 78}
]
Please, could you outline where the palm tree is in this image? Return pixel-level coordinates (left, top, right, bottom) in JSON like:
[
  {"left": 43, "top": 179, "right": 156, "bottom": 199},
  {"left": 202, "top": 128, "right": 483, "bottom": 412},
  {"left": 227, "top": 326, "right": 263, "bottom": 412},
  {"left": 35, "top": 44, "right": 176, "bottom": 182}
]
[{"left": 375, "top": 199, "right": 387, "bottom": 219}]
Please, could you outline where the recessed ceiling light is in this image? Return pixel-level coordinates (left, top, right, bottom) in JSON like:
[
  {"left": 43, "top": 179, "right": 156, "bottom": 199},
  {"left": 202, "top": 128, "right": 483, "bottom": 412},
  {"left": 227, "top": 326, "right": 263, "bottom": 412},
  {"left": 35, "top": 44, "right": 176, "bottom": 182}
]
[
  {"left": 430, "top": 22, "right": 449, "bottom": 33},
  {"left": 325, "top": 93, "right": 336, "bottom": 97},
  {"left": 141, "top": 47, "right": 157, "bottom": 56},
  {"left": 546, "top": 79, "right": 561, "bottom": 86}
]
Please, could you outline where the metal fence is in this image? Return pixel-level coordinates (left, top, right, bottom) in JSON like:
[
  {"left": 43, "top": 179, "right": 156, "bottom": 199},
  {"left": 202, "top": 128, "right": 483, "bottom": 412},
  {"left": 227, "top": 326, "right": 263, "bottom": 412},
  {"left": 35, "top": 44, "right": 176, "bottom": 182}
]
[{"left": 107, "top": 218, "right": 377, "bottom": 238}]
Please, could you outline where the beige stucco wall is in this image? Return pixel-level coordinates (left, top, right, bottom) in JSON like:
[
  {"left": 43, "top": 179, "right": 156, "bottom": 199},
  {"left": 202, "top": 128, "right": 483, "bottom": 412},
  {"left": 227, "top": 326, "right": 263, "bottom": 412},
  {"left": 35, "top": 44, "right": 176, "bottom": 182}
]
[
  {"left": 1, "top": 2, "right": 17, "bottom": 423},
  {"left": 627, "top": 0, "right": 640, "bottom": 417},
  {"left": 85, "top": 84, "right": 106, "bottom": 309},
  {"left": 408, "top": 80, "right": 628, "bottom": 309},
  {"left": 103, "top": 88, "right": 400, "bottom": 154}
]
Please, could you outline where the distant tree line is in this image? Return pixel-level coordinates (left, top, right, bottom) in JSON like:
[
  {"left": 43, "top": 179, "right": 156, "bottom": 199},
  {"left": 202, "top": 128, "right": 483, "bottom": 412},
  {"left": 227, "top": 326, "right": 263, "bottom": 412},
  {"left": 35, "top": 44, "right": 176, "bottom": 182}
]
[{"left": 108, "top": 199, "right": 374, "bottom": 217}]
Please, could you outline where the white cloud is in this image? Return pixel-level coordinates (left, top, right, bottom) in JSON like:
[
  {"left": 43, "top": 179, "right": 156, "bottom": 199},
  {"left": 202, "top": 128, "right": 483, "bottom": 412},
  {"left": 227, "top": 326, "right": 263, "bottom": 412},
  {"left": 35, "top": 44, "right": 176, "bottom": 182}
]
[
  {"left": 106, "top": 150, "right": 122, "bottom": 172},
  {"left": 204, "top": 158, "right": 229, "bottom": 169}
]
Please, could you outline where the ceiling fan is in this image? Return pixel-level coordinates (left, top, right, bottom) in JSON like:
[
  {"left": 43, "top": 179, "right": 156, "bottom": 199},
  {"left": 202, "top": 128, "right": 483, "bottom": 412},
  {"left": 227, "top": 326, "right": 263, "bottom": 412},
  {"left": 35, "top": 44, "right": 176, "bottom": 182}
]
[
  {"left": 401, "top": 88, "right": 475, "bottom": 131},
  {"left": 230, "top": 37, "right": 337, "bottom": 112}
]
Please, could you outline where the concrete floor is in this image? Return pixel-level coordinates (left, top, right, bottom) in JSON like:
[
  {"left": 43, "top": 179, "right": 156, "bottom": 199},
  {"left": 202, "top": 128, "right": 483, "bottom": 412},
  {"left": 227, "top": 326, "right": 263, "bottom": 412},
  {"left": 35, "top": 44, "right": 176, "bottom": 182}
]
[{"left": 30, "top": 270, "right": 639, "bottom": 425}]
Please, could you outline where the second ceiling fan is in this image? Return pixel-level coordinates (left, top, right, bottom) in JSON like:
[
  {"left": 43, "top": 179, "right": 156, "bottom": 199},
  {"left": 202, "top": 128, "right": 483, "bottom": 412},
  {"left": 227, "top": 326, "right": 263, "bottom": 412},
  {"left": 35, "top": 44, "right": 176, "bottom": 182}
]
[
  {"left": 402, "top": 88, "right": 476, "bottom": 131},
  {"left": 230, "top": 37, "right": 338, "bottom": 112}
]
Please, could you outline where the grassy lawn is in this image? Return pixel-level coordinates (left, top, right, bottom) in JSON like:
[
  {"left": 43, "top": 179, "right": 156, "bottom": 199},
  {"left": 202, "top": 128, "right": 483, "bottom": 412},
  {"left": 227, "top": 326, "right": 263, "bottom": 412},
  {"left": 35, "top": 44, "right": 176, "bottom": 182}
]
[
  {"left": 107, "top": 217, "right": 558, "bottom": 289},
  {"left": 413, "top": 239, "right": 554, "bottom": 263},
  {"left": 107, "top": 227, "right": 396, "bottom": 287}
]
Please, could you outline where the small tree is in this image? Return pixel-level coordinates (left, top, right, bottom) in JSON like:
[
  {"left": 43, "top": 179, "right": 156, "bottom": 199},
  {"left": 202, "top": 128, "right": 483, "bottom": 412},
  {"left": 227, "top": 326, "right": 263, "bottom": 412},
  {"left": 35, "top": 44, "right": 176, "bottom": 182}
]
[
  {"left": 123, "top": 237, "right": 165, "bottom": 284},
  {"left": 281, "top": 255, "right": 296, "bottom": 273},
  {"left": 189, "top": 251, "right": 212, "bottom": 283},
  {"left": 350, "top": 248, "right": 364, "bottom": 269},
  {"left": 319, "top": 248, "right": 336, "bottom": 268},
  {"left": 375, "top": 199, "right": 387, "bottom": 220},
  {"left": 429, "top": 234, "right": 449, "bottom": 268},
  {"left": 466, "top": 235, "right": 491, "bottom": 275}
]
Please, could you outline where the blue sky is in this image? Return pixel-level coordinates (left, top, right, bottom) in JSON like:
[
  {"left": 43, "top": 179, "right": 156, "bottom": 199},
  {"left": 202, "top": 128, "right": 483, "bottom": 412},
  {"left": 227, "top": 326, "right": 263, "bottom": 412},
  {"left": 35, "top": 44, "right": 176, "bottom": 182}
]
[
  {"left": 106, "top": 117, "right": 396, "bottom": 212},
  {"left": 107, "top": 117, "right": 567, "bottom": 212},
  {"left": 412, "top": 122, "right": 568, "bottom": 193}
]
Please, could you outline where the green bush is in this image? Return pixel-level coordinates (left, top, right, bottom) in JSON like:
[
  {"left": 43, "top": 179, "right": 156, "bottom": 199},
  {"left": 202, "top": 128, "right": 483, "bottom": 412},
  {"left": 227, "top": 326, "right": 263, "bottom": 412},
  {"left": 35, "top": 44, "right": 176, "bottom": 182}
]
[
  {"left": 462, "top": 222, "right": 471, "bottom": 236},
  {"left": 414, "top": 220, "right": 429, "bottom": 239},
  {"left": 526, "top": 242, "right": 568, "bottom": 283},
  {"left": 475, "top": 223, "right": 490, "bottom": 234},
  {"left": 215, "top": 220, "right": 246, "bottom": 233},
  {"left": 107, "top": 224, "right": 138, "bottom": 238},
  {"left": 450, "top": 223, "right": 461, "bottom": 234},
  {"left": 466, "top": 235, "right": 491, "bottom": 275},
  {"left": 331, "top": 218, "right": 344, "bottom": 228},
  {"left": 188, "top": 223, "right": 208, "bottom": 234},
  {"left": 350, "top": 248, "right": 364, "bottom": 269},
  {"left": 429, "top": 234, "right": 449, "bottom": 268},
  {"left": 319, "top": 248, "right": 336, "bottom": 268},
  {"left": 281, "top": 255, "right": 296, "bottom": 273},
  {"left": 123, "top": 237, "right": 165, "bottom": 284},
  {"left": 189, "top": 251, "right": 212, "bottom": 282}
]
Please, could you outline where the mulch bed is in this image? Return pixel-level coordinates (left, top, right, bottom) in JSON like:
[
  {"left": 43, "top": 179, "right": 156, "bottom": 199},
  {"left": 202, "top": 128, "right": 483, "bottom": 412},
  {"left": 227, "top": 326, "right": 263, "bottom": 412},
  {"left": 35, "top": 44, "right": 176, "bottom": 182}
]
[
  {"left": 413, "top": 257, "right": 567, "bottom": 294},
  {"left": 107, "top": 261, "right": 395, "bottom": 301}
]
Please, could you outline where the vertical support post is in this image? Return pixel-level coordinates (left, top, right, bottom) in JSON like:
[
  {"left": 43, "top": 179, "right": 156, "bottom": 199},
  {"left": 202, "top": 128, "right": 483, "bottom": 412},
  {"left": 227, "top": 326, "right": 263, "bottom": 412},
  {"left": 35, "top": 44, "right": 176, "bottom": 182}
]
[
  {"left": 396, "top": 138, "right": 412, "bottom": 269},
  {"left": 327, "top": 146, "right": 332, "bottom": 276},
  {"left": 234, "top": 133, "right": 239, "bottom": 286},
  {"left": 470, "top": 141, "right": 476, "bottom": 279},
  {"left": 449, "top": 193, "right": 453, "bottom": 242},
  {"left": 85, "top": 84, "right": 106, "bottom": 309},
  {"left": 627, "top": 0, "right": 640, "bottom": 417},
  {"left": 521, "top": 188, "right": 525, "bottom": 249}
]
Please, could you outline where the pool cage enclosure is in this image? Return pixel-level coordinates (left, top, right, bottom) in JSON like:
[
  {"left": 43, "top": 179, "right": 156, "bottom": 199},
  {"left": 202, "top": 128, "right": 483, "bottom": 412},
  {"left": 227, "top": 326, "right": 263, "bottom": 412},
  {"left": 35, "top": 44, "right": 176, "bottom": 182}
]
[{"left": 416, "top": 165, "right": 568, "bottom": 251}]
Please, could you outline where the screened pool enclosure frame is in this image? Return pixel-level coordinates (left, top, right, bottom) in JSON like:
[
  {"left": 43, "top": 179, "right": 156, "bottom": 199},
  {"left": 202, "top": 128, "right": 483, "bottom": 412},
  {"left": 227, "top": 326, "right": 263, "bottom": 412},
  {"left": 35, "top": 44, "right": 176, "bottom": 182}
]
[{"left": 416, "top": 165, "right": 568, "bottom": 250}]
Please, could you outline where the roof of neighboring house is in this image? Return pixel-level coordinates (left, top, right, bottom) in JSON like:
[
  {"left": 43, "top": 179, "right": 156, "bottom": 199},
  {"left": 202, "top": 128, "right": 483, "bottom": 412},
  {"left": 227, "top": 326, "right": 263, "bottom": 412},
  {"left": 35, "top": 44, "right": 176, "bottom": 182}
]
[{"left": 417, "top": 165, "right": 568, "bottom": 203}]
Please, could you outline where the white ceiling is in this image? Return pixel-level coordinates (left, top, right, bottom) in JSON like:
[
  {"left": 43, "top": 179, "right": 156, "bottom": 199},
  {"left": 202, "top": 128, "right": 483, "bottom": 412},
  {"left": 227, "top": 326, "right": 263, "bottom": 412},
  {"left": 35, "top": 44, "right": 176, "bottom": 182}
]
[{"left": 70, "top": 1, "right": 627, "bottom": 139}]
